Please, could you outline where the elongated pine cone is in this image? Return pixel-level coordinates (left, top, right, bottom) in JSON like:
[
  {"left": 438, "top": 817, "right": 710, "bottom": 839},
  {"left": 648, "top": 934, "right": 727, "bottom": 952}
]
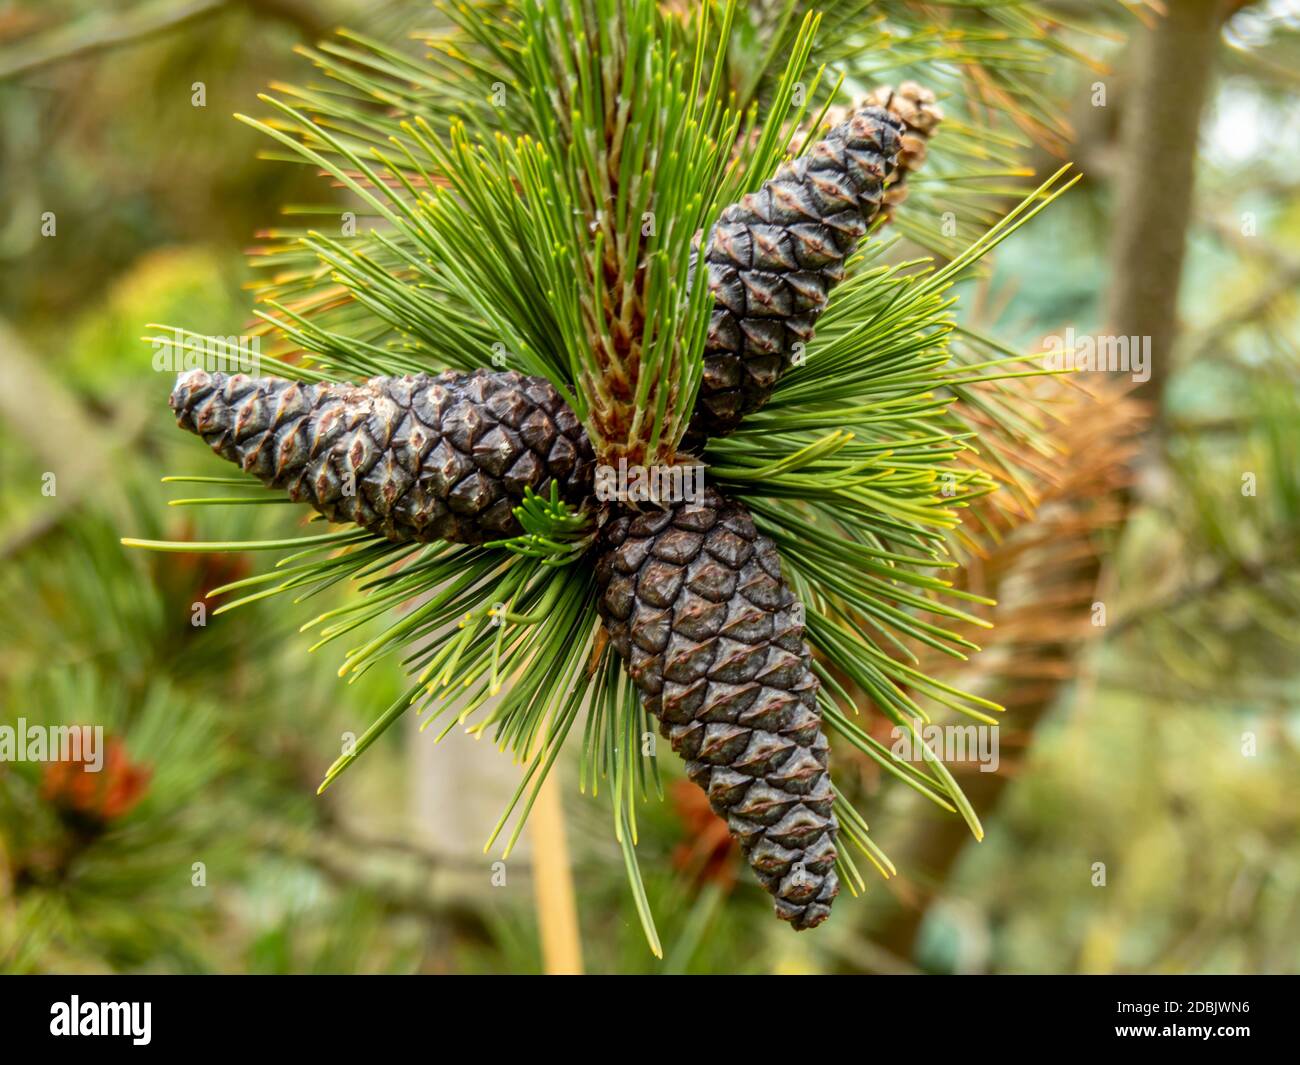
[
  {"left": 170, "top": 368, "right": 596, "bottom": 544},
  {"left": 594, "top": 488, "right": 839, "bottom": 929},
  {"left": 684, "top": 105, "right": 905, "bottom": 447}
]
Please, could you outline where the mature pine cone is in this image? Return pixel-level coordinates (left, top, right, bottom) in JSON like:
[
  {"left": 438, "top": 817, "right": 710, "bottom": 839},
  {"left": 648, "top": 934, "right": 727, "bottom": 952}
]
[
  {"left": 170, "top": 367, "right": 596, "bottom": 544},
  {"left": 594, "top": 488, "right": 839, "bottom": 929},
  {"left": 683, "top": 105, "right": 905, "bottom": 447}
]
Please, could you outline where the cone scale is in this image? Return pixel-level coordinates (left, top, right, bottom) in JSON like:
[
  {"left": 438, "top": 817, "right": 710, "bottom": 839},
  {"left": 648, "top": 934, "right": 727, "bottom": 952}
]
[{"left": 861, "top": 82, "right": 943, "bottom": 220}]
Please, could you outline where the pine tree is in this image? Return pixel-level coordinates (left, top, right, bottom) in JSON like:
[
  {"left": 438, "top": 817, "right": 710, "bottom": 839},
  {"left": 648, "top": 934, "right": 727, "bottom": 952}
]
[{"left": 126, "top": 0, "right": 1081, "bottom": 951}]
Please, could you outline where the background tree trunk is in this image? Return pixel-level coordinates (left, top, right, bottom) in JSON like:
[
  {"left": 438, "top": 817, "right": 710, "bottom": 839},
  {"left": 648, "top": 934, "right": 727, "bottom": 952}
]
[{"left": 1104, "top": 0, "right": 1228, "bottom": 405}]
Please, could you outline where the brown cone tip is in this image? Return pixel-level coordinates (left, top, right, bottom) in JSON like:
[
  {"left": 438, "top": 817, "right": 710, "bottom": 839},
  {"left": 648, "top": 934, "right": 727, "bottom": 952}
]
[{"left": 863, "top": 81, "right": 943, "bottom": 212}]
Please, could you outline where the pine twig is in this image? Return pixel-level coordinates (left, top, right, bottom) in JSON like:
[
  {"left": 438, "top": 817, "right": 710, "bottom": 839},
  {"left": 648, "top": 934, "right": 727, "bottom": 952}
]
[{"left": 0, "top": 0, "right": 335, "bottom": 81}]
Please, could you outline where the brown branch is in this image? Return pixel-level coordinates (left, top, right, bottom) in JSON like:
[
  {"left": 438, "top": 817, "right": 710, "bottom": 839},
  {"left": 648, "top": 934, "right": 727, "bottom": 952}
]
[
  {"left": 258, "top": 831, "right": 489, "bottom": 931},
  {"left": 0, "top": 0, "right": 227, "bottom": 81},
  {"left": 0, "top": 0, "right": 335, "bottom": 82},
  {"left": 864, "top": 0, "right": 1238, "bottom": 936},
  {"left": 1108, "top": 548, "right": 1299, "bottom": 638}
]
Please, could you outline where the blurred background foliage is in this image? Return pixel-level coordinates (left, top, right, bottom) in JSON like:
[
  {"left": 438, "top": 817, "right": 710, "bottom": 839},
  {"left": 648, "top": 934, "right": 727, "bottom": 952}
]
[{"left": 1, "top": 0, "right": 1298, "bottom": 974}]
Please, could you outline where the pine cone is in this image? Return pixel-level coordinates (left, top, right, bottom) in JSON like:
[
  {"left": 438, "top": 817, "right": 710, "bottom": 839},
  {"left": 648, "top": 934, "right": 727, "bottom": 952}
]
[
  {"left": 170, "top": 368, "right": 596, "bottom": 545},
  {"left": 594, "top": 488, "right": 839, "bottom": 929},
  {"left": 683, "top": 105, "right": 905, "bottom": 448}
]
